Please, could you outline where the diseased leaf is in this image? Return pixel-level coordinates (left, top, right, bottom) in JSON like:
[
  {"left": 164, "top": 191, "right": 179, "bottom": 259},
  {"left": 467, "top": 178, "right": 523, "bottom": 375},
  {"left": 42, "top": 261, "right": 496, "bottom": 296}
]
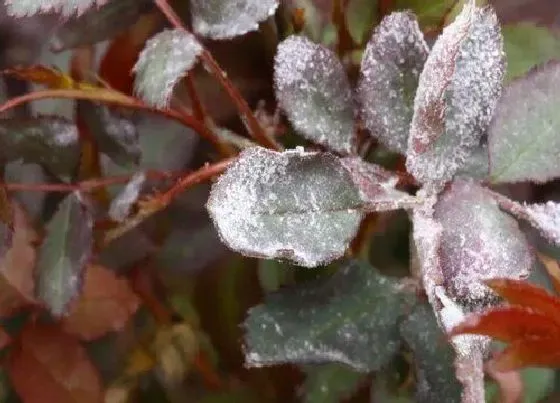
[
  {"left": 244, "top": 260, "right": 415, "bottom": 371},
  {"left": 36, "top": 192, "right": 94, "bottom": 317},
  {"left": 274, "top": 35, "right": 355, "bottom": 154},
  {"left": 340, "top": 157, "right": 420, "bottom": 211},
  {"left": 400, "top": 303, "right": 462, "bottom": 403},
  {"left": 8, "top": 323, "right": 103, "bottom": 403},
  {"left": 207, "top": 147, "right": 363, "bottom": 267},
  {"left": 109, "top": 172, "right": 146, "bottom": 222},
  {"left": 5, "top": 0, "right": 108, "bottom": 17},
  {"left": 301, "top": 363, "right": 365, "bottom": 403},
  {"left": 358, "top": 12, "right": 428, "bottom": 154},
  {"left": 435, "top": 180, "right": 533, "bottom": 305},
  {"left": 50, "top": 0, "right": 153, "bottom": 52},
  {"left": 3, "top": 65, "right": 96, "bottom": 91},
  {"left": 502, "top": 23, "right": 560, "bottom": 81},
  {"left": 455, "top": 144, "right": 489, "bottom": 180},
  {"left": 191, "top": 0, "right": 279, "bottom": 39},
  {"left": 489, "top": 62, "right": 560, "bottom": 183},
  {"left": 79, "top": 103, "right": 141, "bottom": 166},
  {"left": 0, "top": 117, "right": 79, "bottom": 178},
  {"left": 133, "top": 29, "right": 203, "bottom": 108},
  {"left": 0, "top": 204, "right": 38, "bottom": 318},
  {"left": 61, "top": 265, "right": 140, "bottom": 341},
  {"left": 523, "top": 202, "right": 560, "bottom": 247},
  {"left": 406, "top": 2, "right": 505, "bottom": 184}
]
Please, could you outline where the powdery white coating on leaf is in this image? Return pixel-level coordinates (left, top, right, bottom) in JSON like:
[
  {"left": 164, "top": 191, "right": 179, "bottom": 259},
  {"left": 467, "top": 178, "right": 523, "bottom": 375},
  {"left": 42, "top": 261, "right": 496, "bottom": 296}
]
[
  {"left": 340, "top": 157, "right": 420, "bottom": 211},
  {"left": 434, "top": 180, "right": 532, "bottom": 305},
  {"left": 411, "top": 198, "right": 444, "bottom": 310},
  {"left": 191, "top": 0, "right": 279, "bottom": 39},
  {"left": 6, "top": 0, "right": 107, "bottom": 16},
  {"left": 133, "top": 29, "right": 203, "bottom": 108},
  {"left": 36, "top": 192, "right": 93, "bottom": 317},
  {"left": 207, "top": 147, "right": 363, "bottom": 267},
  {"left": 244, "top": 261, "right": 415, "bottom": 371},
  {"left": 358, "top": 12, "right": 428, "bottom": 154},
  {"left": 406, "top": 3, "right": 506, "bottom": 184},
  {"left": 489, "top": 62, "right": 560, "bottom": 183},
  {"left": 274, "top": 36, "right": 356, "bottom": 154},
  {"left": 109, "top": 172, "right": 146, "bottom": 222},
  {"left": 522, "top": 201, "right": 560, "bottom": 246}
]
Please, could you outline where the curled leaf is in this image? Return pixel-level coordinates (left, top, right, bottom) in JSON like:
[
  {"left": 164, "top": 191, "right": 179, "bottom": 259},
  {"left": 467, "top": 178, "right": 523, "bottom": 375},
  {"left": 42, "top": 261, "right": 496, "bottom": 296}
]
[
  {"left": 133, "top": 29, "right": 203, "bottom": 108},
  {"left": 358, "top": 12, "right": 428, "bottom": 154},
  {"left": 109, "top": 172, "right": 147, "bottom": 222},
  {"left": 406, "top": 2, "right": 505, "bottom": 184},
  {"left": 207, "top": 147, "right": 363, "bottom": 267},
  {"left": 274, "top": 35, "right": 355, "bottom": 154}
]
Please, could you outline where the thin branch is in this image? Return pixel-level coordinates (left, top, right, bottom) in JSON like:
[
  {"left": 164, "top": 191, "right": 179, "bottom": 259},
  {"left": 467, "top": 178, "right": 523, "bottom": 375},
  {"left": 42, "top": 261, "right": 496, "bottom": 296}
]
[
  {"left": 0, "top": 88, "right": 230, "bottom": 151},
  {"left": 1, "top": 170, "right": 177, "bottom": 193},
  {"left": 154, "top": 0, "right": 281, "bottom": 150}
]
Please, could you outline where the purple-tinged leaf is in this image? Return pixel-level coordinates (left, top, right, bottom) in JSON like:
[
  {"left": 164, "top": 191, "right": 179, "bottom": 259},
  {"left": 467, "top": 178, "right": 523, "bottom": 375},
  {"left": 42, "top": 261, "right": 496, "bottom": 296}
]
[
  {"left": 434, "top": 180, "right": 532, "bottom": 305},
  {"left": 36, "top": 192, "right": 93, "bottom": 317},
  {"left": 341, "top": 157, "right": 420, "bottom": 211},
  {"left": 133, "top": 29, "right": 203, "bottom": 108},
  {"left": 191, "top": 0, "right": 279, "bottom": 39},
  {"left": 358, "top": 12, "right": 428, "bottom": 154},
  {"left": 489, "top": 62, "right": 560, "bottom": 184},
  {"left": 274, "top": 35, "right": 356, "bottom": 155},
  {"left": 108, "top": 172, "right": 146, "bottom": 222},
  {"left": 406, "top": 2, "right": 505, "bottom": 184},
  {"left": 50, "top": 0, "right": 153, "bottom": 52},
  {"left": 207, "top": 147, "right": 363, "bottom": 268},
  {"left": 0, "top": 117, "right": 79, "bottom": 178},
  {"left": 6, "top": 0, "right": 108, "bottom": 17}
]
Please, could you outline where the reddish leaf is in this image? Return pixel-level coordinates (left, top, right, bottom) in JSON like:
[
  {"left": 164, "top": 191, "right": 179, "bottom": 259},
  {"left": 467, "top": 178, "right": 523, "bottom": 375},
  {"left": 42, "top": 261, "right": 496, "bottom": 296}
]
[
  {"left": 450, "top": 307, "right": 560, "bottom": 343},
  {"left": 3, "top": 65, "right": 96, "bottom": 90},
  {"left": 61, "top": 265, "right": 140, "bottom": 341},
  {"left": 0, "top": 203, "right": 38, "bottom": 317},
  {"left": 0, "top": 326, "right": 11, "bottom": 350},
  {"left": 8, "top": 323, "right": 103, "bottom": 403},
  {"left": 490, "top": 338, "right": 560, "bottom": 371},
  {"left": 485, "top": 278, "right": 560, "bottom": 325}
]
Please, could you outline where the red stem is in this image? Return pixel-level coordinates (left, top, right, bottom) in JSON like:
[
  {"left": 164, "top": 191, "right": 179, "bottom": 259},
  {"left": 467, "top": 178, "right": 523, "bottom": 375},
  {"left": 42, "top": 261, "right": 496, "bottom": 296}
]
[{"left": 153, "top": 0, "right": 280, "bottom": 150}]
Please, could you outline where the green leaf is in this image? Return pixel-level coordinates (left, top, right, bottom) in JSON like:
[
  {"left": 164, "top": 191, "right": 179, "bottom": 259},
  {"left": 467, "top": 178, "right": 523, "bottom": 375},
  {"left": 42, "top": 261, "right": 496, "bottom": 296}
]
[
  {"left": 502, "top": 23, "right": 560, "bottom": 82},
  {"left": 394, "top": 0, "right": 455, "bottom": 28},
  {"left": 190, "top": 0, "right": 279, "bottom": 39},
  {"left": 207, "top": 147, "right": 363, "bottom": 267},
  {"left": 346, "top": 0, "right": 377, "bottom": 45},
  {"left": 301, "top": 363, "right": 365, "bottom": 403},
  {"left": 489, "top": 62, "right": 560, "bottom": 183},
  {"left": 406, "top": 2, "right": 505, "bottom": 184},
  {"left": 0, "top": 117, "right": 79, "bottom": 178},
  {"left": 244, "top": 260, "right": 415, "bottom": 371},
  {"left": 50, "top": 0, "right": 153, "bottom": 52},
  {"left": 358, "top": 12, "right": 428, "bottom": 154},
  {"left": 36, "top": 192, "right": 93, "bottom": 317},
  {"left": 400, "top": 303, "right": 462, "bottom": 403},
  {"left": 435, "top": 180, "right": 533, "bottom": 305},
  {"left": 274, "top": 35, "right": 356, "bottom": 154},
  {"left": 133, "top": 29, "right": 203, "bottom": 108}
]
